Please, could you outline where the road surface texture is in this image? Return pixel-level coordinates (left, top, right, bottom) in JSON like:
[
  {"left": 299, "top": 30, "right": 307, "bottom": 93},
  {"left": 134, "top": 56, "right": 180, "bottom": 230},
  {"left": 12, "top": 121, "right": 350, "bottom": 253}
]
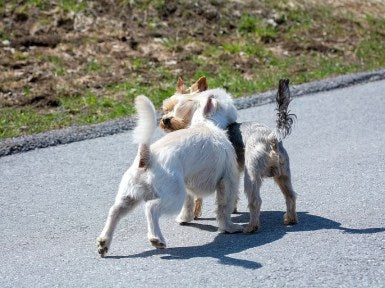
[{"left": 1, "top": 80, "right": 384, "bottom": 287}]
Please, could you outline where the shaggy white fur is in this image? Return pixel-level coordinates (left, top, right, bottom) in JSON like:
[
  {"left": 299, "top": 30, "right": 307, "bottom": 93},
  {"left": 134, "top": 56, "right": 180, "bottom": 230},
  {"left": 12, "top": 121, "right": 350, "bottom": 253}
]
[{"left": 97, "top": 94, "right": 241, "bottom": 256}]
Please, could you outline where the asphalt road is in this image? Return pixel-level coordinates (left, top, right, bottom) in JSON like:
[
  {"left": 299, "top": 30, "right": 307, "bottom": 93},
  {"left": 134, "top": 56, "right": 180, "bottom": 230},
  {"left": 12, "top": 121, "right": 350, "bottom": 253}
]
[{"left": 1, "top": 80, "right": 384, "bottom": 287}]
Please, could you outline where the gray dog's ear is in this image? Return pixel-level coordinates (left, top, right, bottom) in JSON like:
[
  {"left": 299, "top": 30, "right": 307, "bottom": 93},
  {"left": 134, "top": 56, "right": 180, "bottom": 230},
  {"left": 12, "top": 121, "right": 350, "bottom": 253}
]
[{"left": 203, "top": 95, "right": 217, "bottom": 117}]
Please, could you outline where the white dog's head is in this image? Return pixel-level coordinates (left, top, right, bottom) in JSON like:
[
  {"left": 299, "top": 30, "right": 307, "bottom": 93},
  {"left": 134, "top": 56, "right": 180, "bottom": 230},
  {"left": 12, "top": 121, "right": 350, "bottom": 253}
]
[{"left": 160, "top": 77, "right": 237, "bottom": 131}]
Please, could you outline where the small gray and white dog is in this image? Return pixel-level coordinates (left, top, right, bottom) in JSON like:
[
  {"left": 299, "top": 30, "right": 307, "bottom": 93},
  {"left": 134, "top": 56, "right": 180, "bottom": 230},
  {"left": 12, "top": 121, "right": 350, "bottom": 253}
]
[
  {"left": 160, "top": 78, "right": 298, "bottom": 233},
  {"left": 97, "top": 94, "right": 242, "bottom": 256}
]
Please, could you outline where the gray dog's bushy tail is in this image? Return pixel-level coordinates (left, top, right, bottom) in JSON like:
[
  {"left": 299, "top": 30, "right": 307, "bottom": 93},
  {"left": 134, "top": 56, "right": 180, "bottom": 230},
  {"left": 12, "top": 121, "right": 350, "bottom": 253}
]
[{"left": 269, "top": 78, "right": 296, "bottom": 142}]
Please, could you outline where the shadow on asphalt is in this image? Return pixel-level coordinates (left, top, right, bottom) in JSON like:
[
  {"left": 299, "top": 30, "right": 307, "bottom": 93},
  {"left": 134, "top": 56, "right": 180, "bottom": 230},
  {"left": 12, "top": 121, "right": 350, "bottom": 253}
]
[{"left": 105, "top": 211, "right": 385, "bottom": 269}]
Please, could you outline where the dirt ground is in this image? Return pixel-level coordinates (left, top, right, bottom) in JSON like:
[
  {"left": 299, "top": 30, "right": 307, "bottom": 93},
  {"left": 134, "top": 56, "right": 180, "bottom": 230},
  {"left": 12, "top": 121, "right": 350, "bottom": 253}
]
[
  {"left": 1, "top": 0, "right": 385, "bottom": 137},
  {"left": 1, "top": 0, "right": 258, "bottom": 108}
]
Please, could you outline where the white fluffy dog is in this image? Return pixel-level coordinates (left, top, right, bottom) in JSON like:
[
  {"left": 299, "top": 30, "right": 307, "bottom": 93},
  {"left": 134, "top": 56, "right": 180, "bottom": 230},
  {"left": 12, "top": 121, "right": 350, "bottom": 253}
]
[{"left": 96, "top": 94, "right": 242, "bottom": 256}]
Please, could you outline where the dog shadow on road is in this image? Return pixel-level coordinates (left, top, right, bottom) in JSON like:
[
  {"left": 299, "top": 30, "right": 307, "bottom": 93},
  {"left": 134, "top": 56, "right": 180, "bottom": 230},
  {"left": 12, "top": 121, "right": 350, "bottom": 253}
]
[{"left": 106, "top": 211, "right": 385, "bottom": 270}]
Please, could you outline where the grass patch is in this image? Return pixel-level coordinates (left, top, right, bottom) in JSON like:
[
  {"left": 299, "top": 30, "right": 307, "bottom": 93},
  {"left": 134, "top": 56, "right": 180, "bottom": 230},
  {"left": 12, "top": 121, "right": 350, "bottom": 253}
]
[
  {"left": 106, "top": 79, "right": 175, "bottom": 108},
  {"left": 84, "top": 59, "right": 102, "bottom": 74},
  {"left": 238, "top": 14, "right": 260, "bottom": 34},
  {"left": 58, "top": 0, "right": 87, "bottom": 13},
  {"left": 238, "top": 14, "right": 278, "bottom": 40},
  {"left": 27, "top": 0, "right": 49, "bottom": 10},
  {"left": 1, "top": 0, "right": 385, "bottom": 139},
  {"left": 0, "top": 108, "right": 71, "bottom": 138}
]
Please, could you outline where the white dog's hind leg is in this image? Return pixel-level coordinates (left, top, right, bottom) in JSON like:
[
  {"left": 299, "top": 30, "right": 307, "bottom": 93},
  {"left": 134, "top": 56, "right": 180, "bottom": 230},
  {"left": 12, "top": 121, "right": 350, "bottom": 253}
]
[
  {"left": 176, "top": 193, "right": 195, "bottom": 224},
  {"left": 145, "top": 200, "right": 166, "bottom": 249},
  {"left": 216, "top": 178, "right": 243, "bottom": 233},
  {"left": 97, "top": 197, "right": 139, "bottom": 257}
]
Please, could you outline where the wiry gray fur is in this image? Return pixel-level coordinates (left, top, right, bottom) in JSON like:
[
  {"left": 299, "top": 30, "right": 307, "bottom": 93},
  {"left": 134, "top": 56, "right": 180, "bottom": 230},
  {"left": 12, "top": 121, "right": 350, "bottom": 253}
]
[{"left": 228, "top": 79, "right": 298, "bottom": 232}]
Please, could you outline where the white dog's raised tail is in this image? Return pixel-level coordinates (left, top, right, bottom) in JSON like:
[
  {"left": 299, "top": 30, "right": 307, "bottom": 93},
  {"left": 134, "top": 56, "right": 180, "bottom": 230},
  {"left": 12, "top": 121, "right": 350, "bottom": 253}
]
[{"left": 133, "top": 95, "right": 157, "bottom": 145}]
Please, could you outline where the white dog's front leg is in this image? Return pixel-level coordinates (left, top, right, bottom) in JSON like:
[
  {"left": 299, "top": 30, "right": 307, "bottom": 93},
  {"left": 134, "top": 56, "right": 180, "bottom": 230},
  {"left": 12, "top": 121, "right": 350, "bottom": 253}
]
[
  {"left": 176, "top": 193, "right": 195, "bottom": 224},
  {"left": 145, "top": 200, "right": 166, "bottom": 249}
]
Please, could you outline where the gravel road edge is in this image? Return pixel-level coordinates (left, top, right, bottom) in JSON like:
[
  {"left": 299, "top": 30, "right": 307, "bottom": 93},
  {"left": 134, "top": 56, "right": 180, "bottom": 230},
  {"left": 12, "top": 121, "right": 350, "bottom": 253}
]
[{"left": 1, "top": 68, "right": 385, "bottom": 157}]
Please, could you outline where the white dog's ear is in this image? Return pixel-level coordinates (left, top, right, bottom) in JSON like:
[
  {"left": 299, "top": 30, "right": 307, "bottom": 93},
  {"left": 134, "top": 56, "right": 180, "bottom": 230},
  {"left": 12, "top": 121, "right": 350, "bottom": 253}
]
[
  {"left": 203, "top": 95, "right": 217, "bottom": 117},
  {"left": 190, "top": 76, "right": 208, "bottom": 93},
  {"left": 176, "top": 77, "right": 186, "bottom": 94}
]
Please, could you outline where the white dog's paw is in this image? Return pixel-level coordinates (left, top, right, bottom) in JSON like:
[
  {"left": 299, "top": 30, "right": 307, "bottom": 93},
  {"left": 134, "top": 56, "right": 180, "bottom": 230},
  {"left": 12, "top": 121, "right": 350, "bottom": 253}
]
[
  {"left": 149, "top": 237, "right": 166, "bottom": 249},
  {"left": 96, "top": 236, "right": 110, "bottom": 257},
  {"left": 176, "top": 212, "right": 194, "bottom": 224},
  {"left": 220, "top": 223, "right": 243, "bottom": 234}
]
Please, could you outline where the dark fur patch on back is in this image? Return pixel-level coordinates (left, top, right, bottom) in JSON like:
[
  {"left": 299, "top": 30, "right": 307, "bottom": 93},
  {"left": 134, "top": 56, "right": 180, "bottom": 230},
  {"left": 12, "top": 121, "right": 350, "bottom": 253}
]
[{"left": 227, "top": 122, "right": 245, "bottom": 169}]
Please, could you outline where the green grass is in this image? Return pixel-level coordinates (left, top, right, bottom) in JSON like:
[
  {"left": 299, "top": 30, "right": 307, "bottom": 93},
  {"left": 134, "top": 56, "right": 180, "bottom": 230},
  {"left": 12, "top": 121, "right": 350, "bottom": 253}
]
[
  {"left": 1, "top": 0, "right": 385, "bottom": 139},
  {"left": 238, "top": 14, "right": 260, "bottom": 34},
  {"left": 106, "top": 78, "right": 175, "bottom": 108},
  {"left": 238, "top": 14, "right": 278, "bottom": 40},
  {"left": 193, "top": 54, "right": 359, "bottom": 98},
  {"left": 27, "top": 0, "right": 49, "bottom": 10},
  {"left": 58, "top": 0, "right": 87, "bottom": 13},
  {"left": 84, "top": 59, "right": 102, "bottom": 74},
  {"left": 355, "top": 16, "right": 385, "bottom": 69},
  {"left": 0, "top": 108, "right": 71, "bottom": 138}
]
